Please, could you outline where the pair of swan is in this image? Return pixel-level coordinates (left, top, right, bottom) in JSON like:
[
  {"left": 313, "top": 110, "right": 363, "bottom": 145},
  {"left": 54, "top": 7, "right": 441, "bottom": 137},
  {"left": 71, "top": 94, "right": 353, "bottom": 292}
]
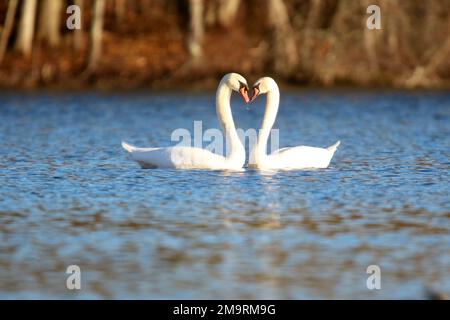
[{"left": 122, "top": 73, "right": 340, "bottom": 170}]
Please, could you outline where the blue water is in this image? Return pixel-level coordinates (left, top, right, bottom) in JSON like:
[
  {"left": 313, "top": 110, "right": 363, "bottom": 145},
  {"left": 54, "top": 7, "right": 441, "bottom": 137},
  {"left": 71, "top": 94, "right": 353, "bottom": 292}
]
[{"left": 0, "top": 90, "right": 449, "bottom": 299}]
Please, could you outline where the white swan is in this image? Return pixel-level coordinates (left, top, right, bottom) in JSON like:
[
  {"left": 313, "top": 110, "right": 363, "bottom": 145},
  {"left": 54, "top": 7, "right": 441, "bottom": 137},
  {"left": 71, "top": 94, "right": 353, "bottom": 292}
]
[
  {"left": 249, "top": 77, "right": 340, "bottom": 170},
  {"left": 122, "top": 73, "right": 250, "bottom": 170}
]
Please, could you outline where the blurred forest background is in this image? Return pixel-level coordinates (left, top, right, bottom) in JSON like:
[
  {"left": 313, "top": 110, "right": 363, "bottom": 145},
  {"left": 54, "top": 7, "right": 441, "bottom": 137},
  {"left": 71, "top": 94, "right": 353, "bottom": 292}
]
[{"left": 0, "top": 0, "right": 449, "bottom": 90}]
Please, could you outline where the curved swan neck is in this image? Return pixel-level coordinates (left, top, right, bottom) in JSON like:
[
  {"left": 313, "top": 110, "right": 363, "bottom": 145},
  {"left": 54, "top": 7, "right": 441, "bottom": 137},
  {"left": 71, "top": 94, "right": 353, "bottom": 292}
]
[
  {"left": 254, "top": 84, "right": 280, "bottom": 162},
  {"left": 216, "top": 81, "right": 245, "bottom": 163}
]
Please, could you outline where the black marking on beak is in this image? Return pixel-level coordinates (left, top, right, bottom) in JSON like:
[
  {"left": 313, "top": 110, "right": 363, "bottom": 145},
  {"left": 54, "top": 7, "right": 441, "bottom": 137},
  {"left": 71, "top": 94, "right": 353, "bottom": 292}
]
[{"left": 239, "top": 80, "right": 249, "bottom": 92}]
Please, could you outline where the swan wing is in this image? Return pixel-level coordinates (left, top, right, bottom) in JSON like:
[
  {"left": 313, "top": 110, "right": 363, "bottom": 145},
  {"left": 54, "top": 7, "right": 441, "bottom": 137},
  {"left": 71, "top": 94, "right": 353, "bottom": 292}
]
[
  {"left": 268, "top": 141, "right": 340, "bottom": 169},
  {"left": 122, "top": 142, "right": 236, "bottom": 169},
  {"left": 122, "top": 141, "right": 158, "bottom": 153},
  {"left": 271, "top": 146, "right": 292, "bottom": 155}
]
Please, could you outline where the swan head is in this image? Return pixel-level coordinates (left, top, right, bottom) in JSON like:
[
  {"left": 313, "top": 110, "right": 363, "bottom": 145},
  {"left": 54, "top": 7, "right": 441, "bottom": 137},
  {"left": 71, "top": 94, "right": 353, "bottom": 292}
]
[
  {"left": 222, "top": 73, "right": 250, "bottom": 103},
  {"left": 250, "top": 77, "right": 277, "bottom": 102}
]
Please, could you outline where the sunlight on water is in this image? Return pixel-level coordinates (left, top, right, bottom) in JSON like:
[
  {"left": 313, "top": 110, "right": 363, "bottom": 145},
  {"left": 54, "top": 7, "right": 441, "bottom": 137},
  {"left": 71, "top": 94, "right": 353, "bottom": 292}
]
[{"left": 0, "top": 90, "right": 449, "bottom": 299}]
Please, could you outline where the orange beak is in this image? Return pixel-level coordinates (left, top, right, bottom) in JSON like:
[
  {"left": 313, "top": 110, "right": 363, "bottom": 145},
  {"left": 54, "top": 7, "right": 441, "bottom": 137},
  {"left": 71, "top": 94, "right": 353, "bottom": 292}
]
[
  {"left": 239, "top": 87, "right": 250, "bottom": 104},
  {"left": 250, "top": 86, "right": 260, "bottom": 102}
]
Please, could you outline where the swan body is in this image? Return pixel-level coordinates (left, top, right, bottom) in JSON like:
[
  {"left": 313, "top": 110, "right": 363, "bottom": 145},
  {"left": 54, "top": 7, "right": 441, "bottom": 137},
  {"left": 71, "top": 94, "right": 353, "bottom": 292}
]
[
  {"left": 251, "top": 142, "right": 340, "bottom": 170},
  {"left": 121, "top": 142, "right": 244, "bottom": 170},
  {"left": 249, "top": 77, "right": 340, "bottom": 170},
  {"left": 122, "top": 73, "right": 250, "bottom": 170}
]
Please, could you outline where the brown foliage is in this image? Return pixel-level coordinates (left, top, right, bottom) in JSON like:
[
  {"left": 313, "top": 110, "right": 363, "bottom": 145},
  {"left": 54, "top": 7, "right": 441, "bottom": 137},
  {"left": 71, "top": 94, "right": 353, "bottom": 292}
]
[{"left": 0, "top": 0, "right": 449, "bottom": 89}]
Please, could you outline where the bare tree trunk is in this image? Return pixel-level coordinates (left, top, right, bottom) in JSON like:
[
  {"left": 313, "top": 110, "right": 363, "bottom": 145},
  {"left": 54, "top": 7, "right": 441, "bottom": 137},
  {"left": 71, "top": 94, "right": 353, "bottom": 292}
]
[
  {"left": 217, "top": 0, "right": 240, "bottom": 27},
  {"left": 188, "top": 0, "right": 204, "bottom": 65},
  {"left": 267, "top": 0, "right": 298, "bottom": 76},
  {"left": 15, "top": 0, "right": 38, "bottom": 57},
  {"left": 0, "top": 0, "right": 19, "bottom": 63},
  {"left": 87, "top": 0, "right": 106, "bottom": 72},
  {"left": 38, "top": 0, "right": 63, "bottom": 47},
  {"left": 73, "top": 0, "right": 84, "bottom": 51}
]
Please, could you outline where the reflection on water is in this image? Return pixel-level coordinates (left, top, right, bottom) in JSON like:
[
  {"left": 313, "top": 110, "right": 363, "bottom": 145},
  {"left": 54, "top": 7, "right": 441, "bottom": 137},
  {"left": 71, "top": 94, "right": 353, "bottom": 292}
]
[{"left": 0, "top": 90, "right": 449, "bottom": 299}]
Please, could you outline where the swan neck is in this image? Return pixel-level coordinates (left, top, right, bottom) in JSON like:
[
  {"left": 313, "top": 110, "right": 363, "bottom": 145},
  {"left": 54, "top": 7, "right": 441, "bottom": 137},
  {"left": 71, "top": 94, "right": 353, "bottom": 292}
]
[
  {"left": 254, "top": 86, "right": 280, "bottom": 163},
  {"left": 216, "top": 82, "right": 244, "bottom": 163}
]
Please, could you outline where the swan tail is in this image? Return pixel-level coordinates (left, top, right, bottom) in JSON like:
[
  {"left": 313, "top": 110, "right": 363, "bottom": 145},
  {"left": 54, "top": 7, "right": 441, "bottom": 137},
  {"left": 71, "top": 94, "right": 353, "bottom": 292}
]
[
  {"left": 327, "top": 140, "right": 341, "bottom": 153},
  {"left": 122, "top": 141, "right": 137, "bottom": 153}
]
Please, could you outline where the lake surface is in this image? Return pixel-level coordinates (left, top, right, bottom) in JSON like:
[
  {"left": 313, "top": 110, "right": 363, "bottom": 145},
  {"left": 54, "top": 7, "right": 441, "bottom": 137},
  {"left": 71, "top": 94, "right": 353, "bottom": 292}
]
[{"left": 0, "top": 89, "right": 449, "bottom": 299}]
